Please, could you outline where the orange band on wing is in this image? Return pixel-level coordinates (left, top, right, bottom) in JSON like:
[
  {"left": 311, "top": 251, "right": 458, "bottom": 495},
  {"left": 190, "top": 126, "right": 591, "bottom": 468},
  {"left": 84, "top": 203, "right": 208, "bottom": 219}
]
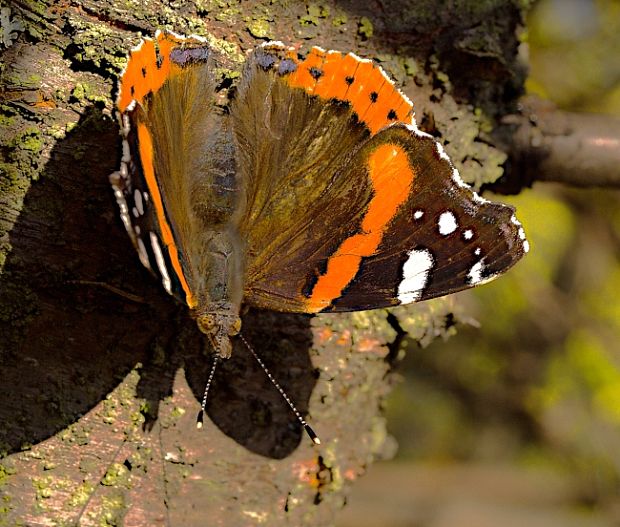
[
  {"left": 306, "top": 144, "right": 416, "bottom": 312},
  {"left": 118, "top": 32, "right": 188, "bottom": 112},
  {"left": 137, "top": 123, "right": 197, "bottom": 308},
  {"left": 284, "top": 47, "right": 413, "bottom": 135}
]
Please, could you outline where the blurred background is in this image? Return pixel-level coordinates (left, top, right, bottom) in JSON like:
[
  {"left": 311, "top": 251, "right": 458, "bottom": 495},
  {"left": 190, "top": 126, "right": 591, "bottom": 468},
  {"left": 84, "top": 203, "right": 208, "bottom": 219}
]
[{"left": 339, "top": 1, "right": 620, "bottom": 525}]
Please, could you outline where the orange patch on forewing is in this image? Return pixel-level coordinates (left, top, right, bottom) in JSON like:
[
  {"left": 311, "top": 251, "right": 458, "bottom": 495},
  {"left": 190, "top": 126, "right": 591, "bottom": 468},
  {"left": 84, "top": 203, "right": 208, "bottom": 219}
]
[
  {"left": 286, "top": 47, "right": 326, "bottom": 94},
  {"left": 118, "top": 32, "right": 190, "bottom": 112},
  {"left": 283, "top": 48, "right": 413, "bottom": 135},
  {"left": 137, "top": 123, "right": 196, "bottom": 308},
  {"left": 317, "top": 52, "right": 362, "bottom": 100},
  {"left": 344, "top": 60, "right": 378, "bottom": 118},
  {"left": 312, "top": 51, "right": 345, "bottom": 98},
  {"left": 306, "top": 144, "right": 416, "bottom": 312},
  {"left": 363, "top": 76, "right": 409, "bottom": 133}
]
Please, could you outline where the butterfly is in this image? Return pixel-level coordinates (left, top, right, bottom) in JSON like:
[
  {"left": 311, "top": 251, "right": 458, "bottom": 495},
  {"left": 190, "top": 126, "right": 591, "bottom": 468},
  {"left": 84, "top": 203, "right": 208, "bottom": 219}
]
[{"left": 109, "top": 31, "right": 528, "bottom": 435}]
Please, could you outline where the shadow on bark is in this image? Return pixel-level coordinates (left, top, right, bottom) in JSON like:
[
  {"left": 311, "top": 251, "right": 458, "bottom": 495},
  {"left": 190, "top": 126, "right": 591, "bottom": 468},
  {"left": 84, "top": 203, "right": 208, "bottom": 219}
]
[{"left": 0, "top": 105, "right": 316, "bottom": 459}]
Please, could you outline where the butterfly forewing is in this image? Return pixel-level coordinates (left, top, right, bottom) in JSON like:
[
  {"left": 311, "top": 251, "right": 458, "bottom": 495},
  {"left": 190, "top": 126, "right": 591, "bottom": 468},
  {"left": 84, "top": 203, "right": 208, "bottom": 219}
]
[{"left": 232, "top": 43, "right": 527, "bottom": 314}]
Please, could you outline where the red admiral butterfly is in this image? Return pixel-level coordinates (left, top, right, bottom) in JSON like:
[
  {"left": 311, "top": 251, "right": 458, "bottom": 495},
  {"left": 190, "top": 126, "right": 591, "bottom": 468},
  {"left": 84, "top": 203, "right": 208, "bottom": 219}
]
[{"left": 110, "top": 31, "right": 528, "bottom": 438}]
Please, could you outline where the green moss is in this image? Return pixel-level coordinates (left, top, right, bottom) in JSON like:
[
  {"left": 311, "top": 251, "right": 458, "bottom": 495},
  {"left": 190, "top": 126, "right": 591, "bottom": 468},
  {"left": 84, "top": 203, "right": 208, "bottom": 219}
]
[
  {"left": 214, "top": 7, "right": 241, "bottom": 22},
  {"left": 0, "top": 163, "right": 19, "bottom": 186},
  {"left": 0, "top": 112, "right": 14, "bottom": 128},
  {"left": 0, "top": 464, "right": 16, "bottom": 488},
  {"left": 332, "top": 13, "right": 347, "bottom": 27},
  {"left": 170, "top": 406, "right": 186, "bottom": 419},
  {"left": 68, "top": 481, "right": 95, "bottom": 507},
  {"left": 32, "top": 476, "right": 53, "bottom": 500},
  {"left": 246, "top": 19, "right": 272, "bottom": 39},
  {"left": 70, "top": 82, "right": 89, "bottom": 102},
  {"left": 11, "top": 126, "right": 42, "bottom": 154},
  {"left": 358, "top": 16, "right": 373, "bottom": 39},
  {"left": 308, "top": 3, "right": 329, "bottom": 19},
  {"left": 99, "top": 494, "right": 127, "bottom": 526},
  {"left": 25, "top": 73, "right": 42, "bottom": 88},
  {"left": 205, "top": 36, "right": 244, "bottom": 64},
  {"left": 101, "top": 463, "right": 129, "bottom": 487},
  {"left": 402, "top": 57, "right": 418, "bottom": 76},
  {"left": 64, "top": 16, "right": 128, "bottom": 75},
  {"left": 59, "top": 423, "right": 90, "bottom": 446},
  {"left": 102, "top": 397, "right": 118, "bottom": 425},
  {"left": 299, "top": 3, "right": 329, "bottom": 26},
  {"left": 42, "top": 461, "right": 57, "bottom": 471},
  {"left": 18, "top": 0, "right": 46, "bottom": 17}
]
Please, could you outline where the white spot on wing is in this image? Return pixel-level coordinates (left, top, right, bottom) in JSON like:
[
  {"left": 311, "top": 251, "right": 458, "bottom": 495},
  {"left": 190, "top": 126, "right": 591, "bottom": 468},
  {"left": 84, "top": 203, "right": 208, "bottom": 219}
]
[
  {"left": 112, "top": 187, "right": 132, "bottom": 233},
  {"left": 435, "top": 142, "right": 451, "bottom": 162},
  {"left": 474, "top": 247, "right": 482, "bottom": 256},
  {"left": 348, "top": 51, "right": 373, "bottom": 64},
  {"left": 463, "top": 229, "right": 474, "bottom": 240},
  {"left": 451, "top": 168, "right": 469, "bottom": 190},
  {"left": 125, "top": 99, "right": 137, "bottom": 112},
  {"left": 438, "top": 211, "right": 458, "bottom": 235},
  {"left": 468, "top": 258, "right": 498, "bottom": 286},
  {"left": 404, "top": 122, "right": 433, "bottom": 139},
  {"left": 134, "top": 189, "right": 144, "bottom": 215},
  {"left": 468, "top": 259, "right": 485, "bottom": 285},
  {"left": 150, "top": 232, "right": 172, "bottom": 295},
  {"left": 121, "top": 140, "right": 130, "bottom": 163},
  {"left": 398, "top": 249, "right": 434, "bottom": 304},
  {"left": 511, "top": 214, "right": 529, "bottom": 253},
  {"left": 121, "top": 114, "right": 131, "bottom": 134},
  {"left": 377, "top": 65, "right": 395, "bottom": 87},
  {"left": 136, "top": 237, "right": 151, "bottom": 269},
  {"left": 414, "top": 210, "right": 424, "bottom": 220}
]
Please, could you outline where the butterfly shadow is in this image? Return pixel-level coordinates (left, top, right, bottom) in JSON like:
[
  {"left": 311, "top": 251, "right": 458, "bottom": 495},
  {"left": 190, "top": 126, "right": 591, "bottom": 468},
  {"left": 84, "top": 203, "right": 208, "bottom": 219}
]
[{"left": 0, "top": 104, "right": 316, "bottom": 459}]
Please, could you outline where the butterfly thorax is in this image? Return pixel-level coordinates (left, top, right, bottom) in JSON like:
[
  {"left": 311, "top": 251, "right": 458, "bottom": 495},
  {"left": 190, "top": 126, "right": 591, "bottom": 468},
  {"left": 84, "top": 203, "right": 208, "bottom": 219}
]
[{"left": 190, "top": 227, "right": 245, "bottom": 359}]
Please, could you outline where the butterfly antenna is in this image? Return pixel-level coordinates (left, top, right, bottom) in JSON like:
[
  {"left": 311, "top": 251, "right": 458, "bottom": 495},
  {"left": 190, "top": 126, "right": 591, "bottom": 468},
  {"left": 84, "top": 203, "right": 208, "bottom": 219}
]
[
  {"left": 196, "top": 354, "right": 220, "bottom": 429},
  {"left": 239, "top": 333, "right": 321, "bottom": 445}
]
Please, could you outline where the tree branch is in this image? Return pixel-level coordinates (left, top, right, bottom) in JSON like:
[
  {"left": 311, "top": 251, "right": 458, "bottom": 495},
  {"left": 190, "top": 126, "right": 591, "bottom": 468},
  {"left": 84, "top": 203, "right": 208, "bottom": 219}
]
[{"left": 499, "top": 96, "right": 620, "bottom": 190}]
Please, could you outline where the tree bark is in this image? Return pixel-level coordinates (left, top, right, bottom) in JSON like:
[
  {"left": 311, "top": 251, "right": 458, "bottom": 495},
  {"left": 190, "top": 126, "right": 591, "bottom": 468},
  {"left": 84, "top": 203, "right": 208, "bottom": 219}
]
[{"left": 1, "top": 0, "right": 530, "bottom": 525}]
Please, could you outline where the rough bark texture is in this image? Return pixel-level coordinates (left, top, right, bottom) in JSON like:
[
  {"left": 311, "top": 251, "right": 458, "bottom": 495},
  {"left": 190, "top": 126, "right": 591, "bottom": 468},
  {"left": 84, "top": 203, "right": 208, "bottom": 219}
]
[{"left": 1, "top": 0, "right": 529, "bottom": 525}]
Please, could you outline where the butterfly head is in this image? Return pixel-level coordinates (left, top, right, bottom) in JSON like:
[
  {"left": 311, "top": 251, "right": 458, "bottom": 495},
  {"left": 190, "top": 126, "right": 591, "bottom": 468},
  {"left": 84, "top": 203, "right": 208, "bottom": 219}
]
[{"left": 196, "top": 312, "right": 242, "bottom": 359}]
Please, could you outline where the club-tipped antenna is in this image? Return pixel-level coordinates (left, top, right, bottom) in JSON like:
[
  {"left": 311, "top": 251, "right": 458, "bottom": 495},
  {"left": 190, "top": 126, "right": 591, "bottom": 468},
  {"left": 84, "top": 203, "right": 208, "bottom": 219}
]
[
  {"left": 239, "top": 333, "right": 320, "bottom": 445},
  {"left": 196, "top": 354, "right": 220, "bottom": 429}
]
